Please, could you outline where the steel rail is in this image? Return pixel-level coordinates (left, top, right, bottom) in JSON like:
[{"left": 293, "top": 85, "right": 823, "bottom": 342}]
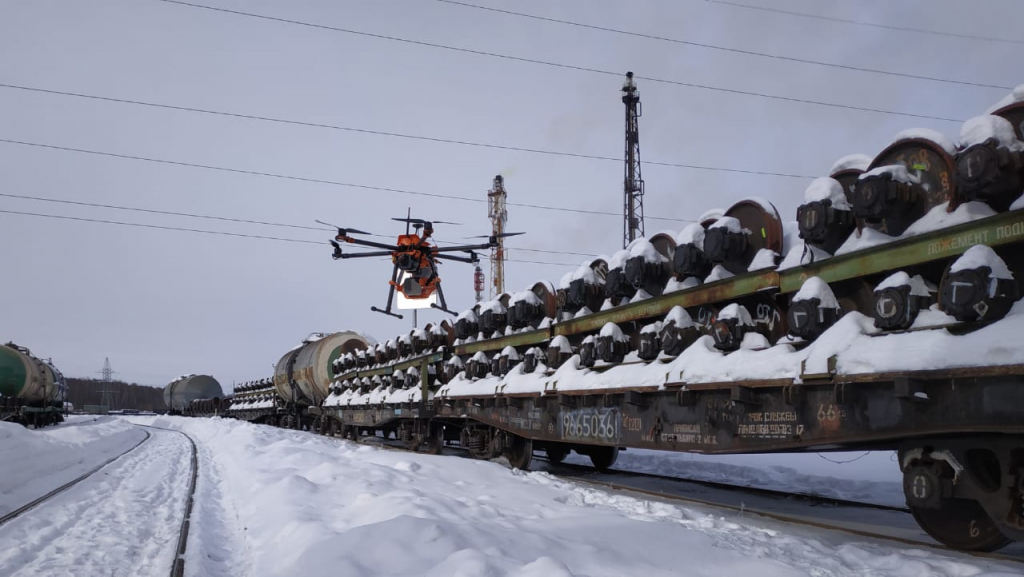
[
  {"left": 549, "top": 465, "right": 1024, "bottom": 565},
  {"left": 535, "top": 456, "right": 910, "bottom": 513},
  {"left": 0, "top": 429, "right": 152, "bottom": 527},
  {"left": 133, "top": 424, "right": 199, "bottom": 577}
]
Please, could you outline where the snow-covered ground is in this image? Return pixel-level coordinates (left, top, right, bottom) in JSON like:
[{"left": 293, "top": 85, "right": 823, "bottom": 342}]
[
  {"left": 2, "top": 416, "right": 1020, "bottom": 576},
  {"left": 562, "top": 449, "right": 906, "bottom": 508},
  {"left": 0, "top": 415, "right": 146, "bottom": 517},
  {"left": 0, "top": 424, "right": 192, "bottom": 576}
]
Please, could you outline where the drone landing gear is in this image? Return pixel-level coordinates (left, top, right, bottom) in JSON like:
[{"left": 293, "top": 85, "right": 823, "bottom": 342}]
[
  {"left": 431, "top": 284, "right": 457, "bottom": 316},
  {"left": 370, "top": 263, "right": 405, "bottom": 319},
  {"left": 370, "top": 306, "right": 403, "bottom": 319}
]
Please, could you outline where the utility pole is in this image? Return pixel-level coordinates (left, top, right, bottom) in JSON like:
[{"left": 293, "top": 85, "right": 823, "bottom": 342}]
[
  {"left": 622, "top": 71, "right": 644, "bottom": 247},
  {"left": 487, "top": 175, "right": 508, "bottom": 298}
]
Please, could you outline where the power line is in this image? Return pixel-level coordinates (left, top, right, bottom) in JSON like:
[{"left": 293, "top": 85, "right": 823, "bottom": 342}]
[
  {"left": 0, "top": 82, "right": 815, "bottom": 180},
  {"left": 0, "top": 208, "right": 322, "bottom": 244},
  {"left": 0, "top": 192, "right": 330, "bottom": 232},
  {"left": 0, "top": 137, "right": 694, "bottom": 223},
  {"left": 437, "top": 0, "right": 1010, "bottom": 91},
  {"left": 0, "top": 191, "right": 599, "bottom": 258},
  {"left": 0, "top": 207, "right": 577, "bottom": 266},
  {"left": 152, "top": 0, "right": 966, "bottom": 123},
  {"left": 704, "top": 0, "right": 1024, "bottom": 46}
]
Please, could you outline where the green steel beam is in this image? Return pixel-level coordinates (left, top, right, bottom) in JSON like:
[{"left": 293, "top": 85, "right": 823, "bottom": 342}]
[
  {"left": 554, "top": 271, "right": 779, "bottom": 336},
  {"left": 779, "top": 209, "right": 1024, "bottom": 293},
  {"left": 335, "top": 351, "right": 445, "bottom": 382},
  {"left": 454, "top": 329, "right": 550, "bottom": 355}
]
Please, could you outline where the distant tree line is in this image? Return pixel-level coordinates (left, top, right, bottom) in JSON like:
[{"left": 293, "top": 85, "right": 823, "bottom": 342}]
[{"left": 66, "top": 378, "right": 165, "bottom": 412}]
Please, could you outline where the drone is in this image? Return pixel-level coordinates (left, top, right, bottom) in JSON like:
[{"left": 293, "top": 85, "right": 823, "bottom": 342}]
[{"left": 320, "top": 214, "right": 522, "bottom": 319}]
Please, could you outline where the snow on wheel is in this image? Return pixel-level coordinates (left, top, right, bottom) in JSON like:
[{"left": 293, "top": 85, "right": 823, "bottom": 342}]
[{"left": 703, "top": 198, "right": 783, "bottom": 275}]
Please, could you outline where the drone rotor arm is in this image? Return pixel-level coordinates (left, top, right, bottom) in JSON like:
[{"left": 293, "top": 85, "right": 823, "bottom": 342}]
[{"left": 337, "top": 249, "right": 396, "bottom": 259}]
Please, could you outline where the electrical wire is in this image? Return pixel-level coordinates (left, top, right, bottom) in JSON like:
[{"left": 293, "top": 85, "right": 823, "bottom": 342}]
[
  {"left": 0, "top": 191, "right": 599, "bottom": 258},
  {"left": 0, "top": 208, "right": 322, "bottom": 244},
  {"left": 0, "top": 82, "right": 815, "bottom": 180},
  {"left": 704, "top": 0, "right": 1024, "bottom": 46},
  {"left": 0, "top": 137, "right": 695, "bottom": 223},
  {"left": 436, "top": 0, "right": 1011, "bottom": 90},
  {"left": 0, "top": 207, "right": 578, "bottom": 266},
  {"left": 151, "top": 0, "right": 966, "bottom": 123},
  {"left": 0, "top": 191, "right": 330, "bottom": 232}
]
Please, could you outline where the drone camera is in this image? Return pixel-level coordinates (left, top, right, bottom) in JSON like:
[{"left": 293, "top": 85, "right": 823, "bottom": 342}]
[{"left": 396, "top": 253, "right": 420, "bottom": 272}]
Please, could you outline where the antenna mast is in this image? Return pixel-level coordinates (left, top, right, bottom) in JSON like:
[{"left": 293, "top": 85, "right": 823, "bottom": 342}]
[
  {"left": 487, "top": 175, "right": 508, "bottom": 298},
  {"left": 622, "top": 71, "right": 644, "bottom": 247}
]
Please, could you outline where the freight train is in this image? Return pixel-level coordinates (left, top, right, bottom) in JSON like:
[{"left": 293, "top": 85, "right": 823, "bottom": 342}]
[
  {"left": 0, "top": 342, "right": 67, "bottom": 427},
  {"left": 187, "top": 91, "right": 1024, "bottom": 552}
]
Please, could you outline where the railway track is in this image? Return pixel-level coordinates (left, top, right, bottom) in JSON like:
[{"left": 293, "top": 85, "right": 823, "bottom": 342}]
[
  {"left": 532, "top": 456, "right": 1024, "bottom": 565},
  {"left": 0, "top": 429, "right": 151, "bottom": 528},
  {"left": 535, "top": 456, "right": 910, "bottom": 513},
  {"left": 134, "top": 424, "right": 199, "bottom": 577},
  {"left": 305, "top": 426, "right": 1024, "bottom": 563}
]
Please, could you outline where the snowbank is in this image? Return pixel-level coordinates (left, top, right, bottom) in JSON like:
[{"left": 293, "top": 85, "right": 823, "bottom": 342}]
[
  {"left": 0, "top": 416, "right": 146, "bottom": 517},
  {"left": 120, "top": 417, "right": 1021, "bottom": 576}
]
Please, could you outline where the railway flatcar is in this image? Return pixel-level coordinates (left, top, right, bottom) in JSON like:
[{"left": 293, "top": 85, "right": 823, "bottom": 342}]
[{"left": 196, "top": 89, "right": 1024, "bottom": 552}]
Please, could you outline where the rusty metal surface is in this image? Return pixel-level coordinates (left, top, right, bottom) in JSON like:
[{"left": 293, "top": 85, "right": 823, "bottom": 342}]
[
  {"left": 429, "top": 371, "right": 1024, "bottom": 454},
  {"left": 829, "top": 168, "right": 865, "bottom": 203},
  {"left": 722, "top": 198, "right": 784, "bottom": 274},
  {"left": 871, "top": 137, "right": 957, "bottom": 213},
  {"left": 779, "top": 209, "right": 1024, "bottom": 292}
]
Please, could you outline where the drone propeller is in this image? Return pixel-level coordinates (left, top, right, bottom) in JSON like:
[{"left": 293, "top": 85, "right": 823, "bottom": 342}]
[
  {"left": 316, "top": 220, "right": 371, "bottom": 236},
  {"left": 392, "top": 217, "right": 461, "bottom": 226},
  {"left": 465, "top": 232, "right": 525, "bottom": 239}
]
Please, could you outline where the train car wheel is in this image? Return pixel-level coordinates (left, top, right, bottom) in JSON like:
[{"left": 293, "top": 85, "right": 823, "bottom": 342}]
[
  {"left": 506, "top": 435, "right": 533, "bottom": 470},
  {"left": 588, "top": 446, "right": 619, "bottom": 471},
  {"left": 545, "top": 445, "right": 570, "bottom": 464},
  {"left": 910, "top": 499, "right": 1011, "bottom": 552},
  {"left": 422, "top": 425, "right": 444, "bottom": 455}
]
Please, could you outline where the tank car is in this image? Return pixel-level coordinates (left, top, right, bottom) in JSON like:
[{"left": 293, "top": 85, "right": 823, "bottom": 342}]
[
  {"left": 0, "top": 342, "right": 67, "bottom": 427},
  {"left": 163, "top": 374, "right": 222, "bottom": 414}
]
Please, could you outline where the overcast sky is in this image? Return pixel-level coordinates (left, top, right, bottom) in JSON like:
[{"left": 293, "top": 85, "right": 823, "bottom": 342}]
[{"left": 1, "top": 0, "right": 1019, "bottom": 389}]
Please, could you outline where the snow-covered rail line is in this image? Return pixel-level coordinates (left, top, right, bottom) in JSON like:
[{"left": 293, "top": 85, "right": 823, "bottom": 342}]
[
  {"left": 328, "top": 427, "right": 1024, "bottom": 564},
  {"left": 0, "top": 429, "right": 151, "bottom": 528},
  {"left": 136, "top": 423, "right": 199, "bottom": 577},
  {"left": 281, "top": 425, "right": 1024, "bottom": 564},
  {"left": 0, "top": 425, "right": 197, "bottom": 576},
  {"left": 536, "top": 457, "right": 911, "bottom": 513},
  {"left": 561, "top": 471, "right": 1024, "bottom": 565}
]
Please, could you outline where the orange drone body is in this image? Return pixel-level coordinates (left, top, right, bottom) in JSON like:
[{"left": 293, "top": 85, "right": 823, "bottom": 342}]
[{"left": 390, "top": 234, "right": 442, "bottom": 300}]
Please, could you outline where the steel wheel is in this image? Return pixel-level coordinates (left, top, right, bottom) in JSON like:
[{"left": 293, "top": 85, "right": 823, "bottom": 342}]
[
  {"left": 545, "top": 445, "right": 570, "bottom": 464},
  {"left": 910, "top": 499, "right": 1011, "bottom": 552},
  {"left": 506, "top": 435, "right": 533, "bottom": 470},
  {"left": 422, "top": 426, "right": 444, "bottom": 455},
  {"left": 588, "top": 446, "right": 619, "bottom": 471}
]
